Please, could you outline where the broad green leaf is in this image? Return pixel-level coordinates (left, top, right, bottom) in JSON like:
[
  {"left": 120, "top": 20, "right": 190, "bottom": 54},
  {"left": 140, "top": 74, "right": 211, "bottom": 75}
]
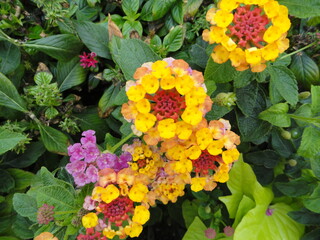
[
  {"left": 182, "top": 217, "right": 207, "bottom": 240},
  {"left": 290, "top": 52, "right": 320, "bottom": 90},
  {"left": 122, "top": 20, "right": 143, "bottom": 38},
  {"left": 182, "top": 199, "right": 199, "bottom": 228},
  {"left": 219, "top": 193, "right": 244, "bottom": 219},
  {"left": 234, "top": 69, "right": 254, "bottom": 88},
  {"left": 163, "top": 25, "right": 185, "bottom": 52},
  {"left": 110, "top": 38, "right": 160, "bottom": 80},
  {"left": 310, "top": 155, "right": 320, "bottom": 179},
  {"left": 298, "top": 126, "right": 320, "bottom": 158},
  {"left": 0, "top": 129, "right": 27, "bottom": 155},
  {"left": 275, "top": 179, "right": 313, "bottom": 197},
  {"left": 188, "top": 37, "right": 209, "bottom": 69},
  {"left": 0, "top": 41, "right": 20, "bottom": 74},
  {"left": 122, "top": 0, "right": 140, "bottom": 17},
  {"left": 204, "top": 58, "right": 236, "bottom": 83},
  {"left": 278, "top": 0, "right": 320, "bottom": 18},
  {"left": 206, "top": 104, "right": 232, "bottom": 120},
  {"left": 268, "top": 66, "right": 298, "bottom": 105},
  {"left": 34, "top": 71, "right": 53, "bottom": 85},
  {"left": 57, "top": 57, "right": 87, "bottom": 92},
  {"left": 311, "top": 85, "right": 320, "bottom": 114},
  {"left": 234, "top": 203, "right": 304, "bottom": 240},
  {"left": 183, "top": 0, "right": 203, "bottom": 17},
  {"left": 98, "top": 84, "right": 119, "bottom": 116},
  {"left": 152, "top": 0, "right": 176, "bottom": 20},
  {"left": 0, "top": 169, "right": 15, "bottom": 193},
  {"left": 303, "top": 184, "right": 320, "bottom": 213},
  {"left": 245, "top": 150, "right": 280, "bottom": 168},
  {"left": 233, "top": 195, "right": 256, "bottom": 227},
  {"left": 38, "top": 124, "right": 69, "bottom": 155},
  {"left": 259, "top": 103, "right": 291, "bottom": 127},
  {"left": 292, "top": 104, "right": 313, "bottom": 127},
  {"left": 12, "top": 215, "right": 34, "bottom": 239},
  {"left": 271, "top": 130, "right": 295, "bottom": 158},
  {"left": 171, "top": 1, "right": 183, "bottom": 24},
  {"left": 7, "top": 169, "right": 34, "bottom": 191},
  {"left": 301, "top": 229, "right": 320, "bottom": 240},
  {"left": 74, "top": 21, "right": 110, "bottom": 59},
  {"left": 0, "top": 72, "right": 27, "bottom": 112},
  {"left": 24, "top": 34, "right": 83, "bottom": 61},
  {"left": 288, "top": 208, "right": 320, "bottom": 225},
  {"left": 0, "top": 215, "right": 14, "bottom": 234},
  {"left": 13, "top": 193, "right": 38, "bottom": 222},
  {"left": 140, "top": 0, "right": 154, "bottom": 21}
]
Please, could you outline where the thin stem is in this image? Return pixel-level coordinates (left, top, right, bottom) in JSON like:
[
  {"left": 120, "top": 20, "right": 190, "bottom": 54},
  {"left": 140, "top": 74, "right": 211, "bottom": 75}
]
[
  {"left": 279, "top": 42, "right": 317, "bottom": 60},
  {"left": 288, "top": 114, "right": 320, "bottom": 124},
  {"left": 55, "top": 210, "right": 78, "bottom": 215},
  {"left": 109, "top": 132, "right": 134, "bottom": 153}
]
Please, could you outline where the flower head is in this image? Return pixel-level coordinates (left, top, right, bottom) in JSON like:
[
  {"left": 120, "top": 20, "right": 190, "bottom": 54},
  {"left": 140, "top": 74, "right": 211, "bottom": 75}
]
[
  {"left": 203, "top": 0, "right": 291, "bottom": 72},
  {"left": 37, "top": 204, "right": 55, "bottom": 225},
  {"left": 79, "top": 52, "right": 98, "bottom": 69}
]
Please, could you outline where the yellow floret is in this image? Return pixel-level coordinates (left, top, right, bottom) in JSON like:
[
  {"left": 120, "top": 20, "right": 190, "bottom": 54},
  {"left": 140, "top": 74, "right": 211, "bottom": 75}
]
[
  {"left": 127, "top": 85, "right": 146, "bottom": 102},
  {"left": 157, "top": 118, "right": 176, "bottom": 139},
  {"left": 132, "top": 205, "right": 150, "bottom": 224},
  {"left": 141, "top": 74, "right": 159, "bottom": 94},
  {"left": 245, "top": 47, "right": 262, "bottom": 65},
  {"left": 214, "top": 10, "right": 233, "bottom": 28},
  {"left": 135, "top": 113, "right": 156, "bottom": 132},
  {"left": 136, "top": 99, "right": 151, "bottom": 114}
]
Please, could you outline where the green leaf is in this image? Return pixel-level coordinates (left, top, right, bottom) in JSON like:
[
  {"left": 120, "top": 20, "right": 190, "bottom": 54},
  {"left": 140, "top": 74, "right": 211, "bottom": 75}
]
[
  {"left": 271, "top": 130, "right": 295, "bottom": 158},
  {"left": 278, "top": 0, "right": 320, "bottom": 18},
  {"left": 311, "top": 85, "right": 320, "bottom": 114},
  {"left": 74, "top": 21, "right": 110, "bottom": 59},
  {"left": 0, "top": 41, "right": 20, "bottom": 74},
  {"left": 122, "top": 0, "right": 140, "bottom": 17},
  {"left": 268, "top": 66, "right": 298, "bottom": 105},
  {"left": 204, "top": 58, "right": 236, "bottom": 83},
  {"left": 163, "top": 25, "right": 185, "bottom": 52},
  {"left": 0, "top": 214, "right": 14, "bottom": 234},
  {"left": 182, "top": 199, "right": 199, "bottom": 228},
  {"left": 183, "top": 0, "right": 203, "bottom": 17},
  {"left": 38, "top": 124, "right": 69, "bottom": 155},
  {"left": 38, "top": 167, "right": 74, "bottom": 193},
  {"left": 0, "top": 169, "right": 15, "bottom": 193},
  {"left": 234, "top": 70, "right": 254, "bottom": 88},
  {"left": 275, "top": 179, "right": 313, "bottom": 197},
  {"left": 188, "top": 37, "right": 209, "bottom": 69},
  {"left": 152, "top": 0, "right": 177, "bottom": 20},
  {"left": 310, "top": 155, "right": 320, "bottom": 179},
  {"left": 57, "top": 57, "right": 87, "bottom": 92},
  {"left": 292, "top": 104, "right": 313, "bottom": 127},
  {"left": 12, "top": 215, "right": 34, "bottom": 239},
  {"left": 233, "top": 195, "right": 256, "bottom": 227},
  {"left": 13, "top": 193, "right": 38, "bottom": 222},
  {"left": 298, "top": 126, "right": 320, "bottom": 158},
  {"left": 7, "top": 169, "right": 34, "bottom": 191},
  {"left": 182, "top": 217, "right": 207, "bottom": 240},
  {"left": 301, "top": 229, "right": 320, "bottom": 240},
  {"left": 122, "top": 20, "right": 143, "bottom": 38},
  {"left": 110, "top": 38, "right": 160, "bottom": 80},
  {"left": 206, "top": 104, "right": 232, "bottom": 120},
  {"left": 288, "top": 208, "right": 320, "bottom": 225},
  {"left": 290, "top": 52, "right": 320, "bottom": 90},
  {"left": 98, "top": 84, "right": 119, "bottom": 116},
  {"left": 171, "top": 1, "right": 183, "bottom": 24},
  {"left": 234, "top": 203, "right": 304, "bottom": 240},
  {"left": 34, "top": 72, "right": 53, "bottom": 85},
  {"left": 245, "top": 150, "right": 280, "bottom": 168},
  {"left": 0, "top": 72, "right": 28, "bottom": 112},
  {"left": 25, "top": 34, "right": 83, "bottom": 61},
  {"left": 140, "top": 0, "right": 154, "bottom": 21},
  {"left": 303, "top": 184, "right": 320, "bottom": 213},
  {"left": 259, "top": 103, "right": 291, "bottom": 127},
  {"left": 0, "top": 129, "right": 27, "bottom": 155}
]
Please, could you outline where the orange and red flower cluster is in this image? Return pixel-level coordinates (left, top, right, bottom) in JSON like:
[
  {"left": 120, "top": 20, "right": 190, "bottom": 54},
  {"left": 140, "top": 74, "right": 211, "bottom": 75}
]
[{"left": 203, "top": 0, "right": 291, "bottom": 72}]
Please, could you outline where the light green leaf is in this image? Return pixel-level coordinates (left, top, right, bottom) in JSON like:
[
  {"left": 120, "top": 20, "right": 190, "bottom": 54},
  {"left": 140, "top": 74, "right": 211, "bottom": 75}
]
[
  {"left": 122, "top": 20, "right": 143, "bottom": 38},
  {"left": 34, "top": 72, "right": 53, "bottom": 85},
  {"left": 298, "top": 126, "right": 320, "bottom": 158},
  {"left": 24, "top": 34, "right": 83, "bottom": 61},
  {"left": 182, "top": 217, "right": 207, "bottom": 240},
  {"left": 204, "top": 58, "right": 236, "bottom": 83},
  {"left": 38, "top": 167, "right": 74, "bottom": 193},
  {"left": 110, "top": 38, "right": 160, "bottom": 80},
  {"left": 163, "top": 25, "right": 185, "bottom": 52},
  {"left": 7, "top": 169, "right": 34, "bottom": 191},
  {"left": 233, "top": 195, "right": 256, "bottom": 227},
  {"left": 57, "top": 57, "right": 87, "bottom": 92},
  {"left": 74, "top": 21, "right": 110, "bottom": 59},
  {"left": 152, "top": 0, "right": 176, "bottom": 20},
  {"left": 122, "top": 0, "right": 140, "bottom": 17},
  {"left": 171, "top": 1, "right": 183, "bottom": 24},
  {"left": 0, "top": 129, "right": 27, "bottom": 155},
  {"left": 0, "top": 72, "right": 28, "bottom": 112},
  {"left": 0, "top": 41, "right": 20, "bottom": 74},
  {"left": 13, "top": 193, "right": 38, "bottom": 222},
  {"left": 259, "top": 103, "right": 291, "bottom": 127},
  {"left": 268, "top": 66, "right": 298, "bottom": 105},
  {"left": 38, "top": 124, "right": 69, "bottom": 155},
  {"left": 303, "top": 184, "right": 320, "bottom": 213},
  {"left": 183, "top": 0, "right": 203, "bottom": 17},
  {"left": 278, "top": 0, "right": 320, "bottom": 18},
  {"left": 311, "top": 85, "right": 320, "bottom": 114},
  {"left": 234, "top": 203, "right": 304, "bottom": 240}
]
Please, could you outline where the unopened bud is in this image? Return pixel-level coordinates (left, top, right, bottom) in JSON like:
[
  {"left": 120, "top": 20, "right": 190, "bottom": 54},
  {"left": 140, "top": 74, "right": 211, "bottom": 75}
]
[
  {"left": 288, "top": 159, "right": 297, "bottom": 167},
  {"left": 299, "top": 91, "right": 311, "bottom": 100},
  {"left": 281, "top": 130, "right": 291, "bottom": 140}
]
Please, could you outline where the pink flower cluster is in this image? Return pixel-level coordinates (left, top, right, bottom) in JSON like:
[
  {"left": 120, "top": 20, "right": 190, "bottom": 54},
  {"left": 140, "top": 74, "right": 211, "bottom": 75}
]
[
  {"left": 37, "top": 204, "right": 55, "bottom": 225},
  {"left": 79, "top": 52, "right": 98, "bottom": 68},
  {"left": 66, "top": 130, "right": 132, "bottom": 187}
]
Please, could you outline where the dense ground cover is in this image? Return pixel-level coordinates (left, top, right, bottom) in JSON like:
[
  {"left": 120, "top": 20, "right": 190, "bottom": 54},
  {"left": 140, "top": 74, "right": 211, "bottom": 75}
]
[{"left": 0, "top": 0, "right": 320, "bottom": 239}]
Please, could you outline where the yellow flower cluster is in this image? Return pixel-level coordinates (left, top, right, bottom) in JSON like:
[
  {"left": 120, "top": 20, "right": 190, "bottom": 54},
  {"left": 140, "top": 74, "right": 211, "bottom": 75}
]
[{"left": 203, "top": 0, "right": 290, "bottom": 72}]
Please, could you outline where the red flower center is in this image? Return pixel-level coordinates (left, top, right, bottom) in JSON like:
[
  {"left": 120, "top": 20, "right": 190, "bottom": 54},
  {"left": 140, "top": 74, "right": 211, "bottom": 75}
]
[
  {"left": 149, "top": 89, "right": 186, "bottom": 120},
  {"left": 192, "top": 150, "right": 222, "bottom": 175},
  {"left": 228, "top": 6, "right": 270, "bottom": 48},
  {"left": 99, "top": 197, "right": 134, "bottom": 226}
]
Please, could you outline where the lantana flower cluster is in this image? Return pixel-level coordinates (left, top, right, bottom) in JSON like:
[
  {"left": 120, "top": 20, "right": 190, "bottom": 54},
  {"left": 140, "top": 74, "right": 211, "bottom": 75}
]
[
  {"left": 63, "top": 58, "right": 240, "bottom": 239},
  {"left": 203, "top": 0, "right": 291, "bottom": 72}
]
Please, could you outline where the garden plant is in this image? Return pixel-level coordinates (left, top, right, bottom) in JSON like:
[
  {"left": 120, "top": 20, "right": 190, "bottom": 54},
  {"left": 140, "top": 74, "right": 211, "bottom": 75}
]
[{"left": 0, "top": 0, "right": 320, "bottom": 239}]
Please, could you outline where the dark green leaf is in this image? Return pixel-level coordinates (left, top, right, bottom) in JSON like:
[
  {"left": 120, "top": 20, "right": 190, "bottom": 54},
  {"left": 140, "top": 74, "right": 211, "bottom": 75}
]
[
  {"left": 245, "top": 150, "right": 280, "bottom": 168},
  {"left": 182, "top": 199, "right": 199, "bottom": 228},
  {"left": 122, "top": 20, "right": 143, "bottom": 38},
  {"left": 38, "top": 124, "right": 69, "bottom": 155},
  {"left": 303, "top": 185, "right": 320, "bottom": 213},
  {"left": 98, "top": 84, "right": 119, "bottom": 115},
  {"left": 140, "top": 0, "right": 154, "bottom": 21},
  {"left": 7, "top": 169, "right": 34, "bottom": 191},
  {"left": 74, "top": 21, "right": 110, "bottom": 59},
  {"left": 288, "top": 208, "right": 320, "bottom": 225},
  {"left": 236, "top": 81, "right": 262, "bottom": 117},
  {"left": 259, "top": 103, "right": 291, "bottom": 127},
  {"left": 234, "top": 69, "right": 254, "bottom": 88},
  {"left": 204, "top": 58, "right": 236, "bottom": 83},
  {"left": 298, "top": 126, "right": 320, "bottom": 158},
  {"left": 206, "top": 104, "right": 232, "bottom": 120},
  {"left": 171, "top": 1, "right": 183, "bottom": 24},
  {"left": 278, "top": 0, "right": 320, "bottom": 18},
  {"left": 110, "top": 38, "right": 160, "bottom": 80},
  {"left": 0, "top": 215, "right": 14, "bottom": 234},
  {"left": 188, "top": 37, "right": 208, "bottom": 69},
  {"left": 310, "top": 155, "right": 320, "bottom": 179},
  {"left": 13, "top": 193, "right": 38, "bottom": 222},
  {"left": 0, "top": 169, "right": 15, "bottom": 193},
  {"left": 12, "top": 215, "right": 34, "bottom": 239},
  {"left": 271, "top": 130, "right": 295, "bottom": 158},
  {"left": 301, "top": 229, "right": 320, "bottom": 240},
  {"left": 0, "top": 72, "right": 28, "bottom": 112},
  {"left": 275, "top": 179, "right": 313, "bottom": 197},
  {"left": 268, "top": 65, "right": 298, "bottom": 105},
  {"left": 163, "top": 25, "right": 185, "bottom": 52},
  {"left": 152, "top": 0, "right": 176, "bottom": 20},
  {"left": 290, "top": 52, "right": 319, "bottom": 90},
  {"left": 57, "top": 57, "right": 87, "bottom": 92},
  {"left": 0, "top": 41, "right": 20, "bottom": 74},
  {"left": 311, "top": 85, "right": 320, "bottom": 114},
  {"left": 25, "top": 34, "right": 83, "bottom": 61}
]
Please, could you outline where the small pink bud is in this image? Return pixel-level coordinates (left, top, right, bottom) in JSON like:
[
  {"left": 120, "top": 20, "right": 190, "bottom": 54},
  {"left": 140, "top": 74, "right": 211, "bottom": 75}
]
[
  {"left": 223, "top": 226, "right": 235, "bottom": 237},
  {"left": 205, "top": 228, "right": 216, "bottom": 239}
]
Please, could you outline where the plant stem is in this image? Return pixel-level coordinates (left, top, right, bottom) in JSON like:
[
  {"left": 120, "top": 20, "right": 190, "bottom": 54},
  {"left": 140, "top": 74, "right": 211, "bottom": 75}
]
[
  {"left": 55, "top": 210, "right": 78, "bottom": 215},
  {"left": 288, "top": 114, "right": 320, "bottom": 124},
  {"left": 279, "top": 42, "right": 317, "bottom": 60},
  {"left": 109, "top": 132, "right": 134, "bottom": 153}
]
